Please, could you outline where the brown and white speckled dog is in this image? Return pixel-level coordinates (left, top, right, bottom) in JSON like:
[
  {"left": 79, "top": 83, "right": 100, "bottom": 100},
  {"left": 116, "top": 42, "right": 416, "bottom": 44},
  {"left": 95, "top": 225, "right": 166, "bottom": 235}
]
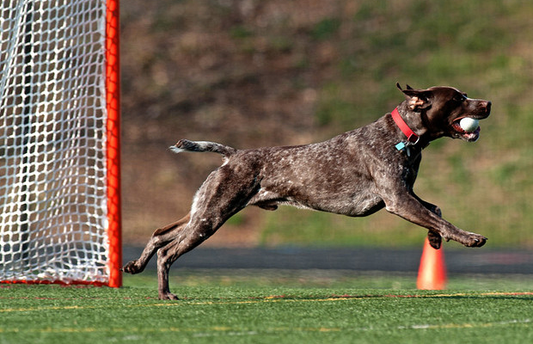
[{"left": 123, "top": 83, "right": 491, "bottom": 300}]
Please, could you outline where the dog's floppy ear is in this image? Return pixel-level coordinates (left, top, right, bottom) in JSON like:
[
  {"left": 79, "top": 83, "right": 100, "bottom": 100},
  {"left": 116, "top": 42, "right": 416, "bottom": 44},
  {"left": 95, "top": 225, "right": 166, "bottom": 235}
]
[{"left": 397, "top": 84, "right": 431, "bottom": 111}]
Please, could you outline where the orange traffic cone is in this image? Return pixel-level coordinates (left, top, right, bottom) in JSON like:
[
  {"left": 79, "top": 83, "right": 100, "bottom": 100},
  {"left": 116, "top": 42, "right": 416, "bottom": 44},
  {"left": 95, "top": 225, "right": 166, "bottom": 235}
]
[{"left": 417, "top": 237, "right": 447, "bottom": 290}]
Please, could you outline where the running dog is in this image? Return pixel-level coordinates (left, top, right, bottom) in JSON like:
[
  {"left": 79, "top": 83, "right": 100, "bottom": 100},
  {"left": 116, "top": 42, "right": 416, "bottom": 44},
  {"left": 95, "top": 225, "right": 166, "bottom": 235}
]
[{"left": 123, "top": 83, "right": 491, "bottom": 300}]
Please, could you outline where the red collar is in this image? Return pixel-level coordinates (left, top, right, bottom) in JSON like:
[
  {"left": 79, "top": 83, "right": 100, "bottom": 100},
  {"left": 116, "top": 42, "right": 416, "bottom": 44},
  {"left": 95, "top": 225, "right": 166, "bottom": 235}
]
[{"left": 391, "top": 107, "right": 419, "bottom": 144}]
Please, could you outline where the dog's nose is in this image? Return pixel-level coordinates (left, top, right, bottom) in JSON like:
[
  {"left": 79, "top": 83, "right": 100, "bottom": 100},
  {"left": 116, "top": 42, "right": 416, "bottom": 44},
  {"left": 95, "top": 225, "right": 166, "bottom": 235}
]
[{"left": 484, "top": 101, "right": 492, "bottom": 113}]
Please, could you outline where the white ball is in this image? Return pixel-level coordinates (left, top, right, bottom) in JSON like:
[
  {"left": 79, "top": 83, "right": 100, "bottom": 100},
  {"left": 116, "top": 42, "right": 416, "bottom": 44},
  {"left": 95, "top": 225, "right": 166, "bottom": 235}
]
[{"left": 459, "top": 118, "right": 479, "bottom": 132}]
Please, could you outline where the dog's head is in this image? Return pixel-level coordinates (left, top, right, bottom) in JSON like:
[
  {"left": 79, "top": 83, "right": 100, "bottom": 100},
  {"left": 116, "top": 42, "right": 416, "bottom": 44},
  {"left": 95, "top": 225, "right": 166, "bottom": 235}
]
[{"left": 397, "top": 83, "right": 491, "bottom": 142}]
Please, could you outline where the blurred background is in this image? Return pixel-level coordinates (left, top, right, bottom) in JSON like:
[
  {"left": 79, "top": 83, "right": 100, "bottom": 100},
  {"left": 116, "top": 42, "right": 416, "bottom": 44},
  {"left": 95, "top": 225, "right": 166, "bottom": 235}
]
[{"left": 120, "top": 0, "right": 533, "bottom": 250}]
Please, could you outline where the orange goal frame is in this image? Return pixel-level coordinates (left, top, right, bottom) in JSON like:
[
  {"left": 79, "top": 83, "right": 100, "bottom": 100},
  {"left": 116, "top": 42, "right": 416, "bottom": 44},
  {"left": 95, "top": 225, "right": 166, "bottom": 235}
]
[{"left": 106, "top": 0, "right": 122, "bottom": 288}]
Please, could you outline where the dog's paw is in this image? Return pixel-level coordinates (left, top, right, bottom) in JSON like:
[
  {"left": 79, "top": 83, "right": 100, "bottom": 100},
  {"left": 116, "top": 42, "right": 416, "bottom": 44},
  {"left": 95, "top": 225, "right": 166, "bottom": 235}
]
[
  {"left": 463, "top": 233, "right": 487, "bottom": 248},
  {"left": 122, "top": 260, "right": 143, "bottom": 274},
  {"left": 159, "top": 291, "right": 180, "bottom": 301},
  {"left": 427, "top": 231, "right": 442, "bottom": 249}
]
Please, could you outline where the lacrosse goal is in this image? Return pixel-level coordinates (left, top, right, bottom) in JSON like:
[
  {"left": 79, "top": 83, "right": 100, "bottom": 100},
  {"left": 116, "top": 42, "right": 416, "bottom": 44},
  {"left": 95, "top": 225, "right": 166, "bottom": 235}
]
[{"left": 0, "top": 0, "right": 121, "bottom": 287}]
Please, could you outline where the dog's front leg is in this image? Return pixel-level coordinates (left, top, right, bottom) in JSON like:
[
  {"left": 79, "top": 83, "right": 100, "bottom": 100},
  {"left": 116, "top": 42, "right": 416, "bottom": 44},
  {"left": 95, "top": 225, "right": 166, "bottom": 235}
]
[
  {"left": 411, "top": 193, "right": 443, "bottom": 249},
  {"left": 383, "top": 193, "right": 487, "bottom": 247},
  {"left": 412, "top": 195, "right": 442, "bottom": 218}
]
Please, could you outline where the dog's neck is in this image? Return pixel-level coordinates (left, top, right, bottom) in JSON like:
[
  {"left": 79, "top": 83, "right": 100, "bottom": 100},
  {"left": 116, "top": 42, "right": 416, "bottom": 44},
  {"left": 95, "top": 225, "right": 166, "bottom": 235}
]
[
  {"left": 392, "top": 107, "right": 419, "bottom": 145},
  {"left": 391, "top": 107, "right": 431, "bottom": 156}
]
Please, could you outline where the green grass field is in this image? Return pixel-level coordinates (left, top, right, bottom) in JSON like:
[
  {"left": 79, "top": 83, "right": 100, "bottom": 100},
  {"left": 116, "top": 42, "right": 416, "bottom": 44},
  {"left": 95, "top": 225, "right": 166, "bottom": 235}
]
[{"left": 2, "top": 271, "right": 533, "bottom": 344}]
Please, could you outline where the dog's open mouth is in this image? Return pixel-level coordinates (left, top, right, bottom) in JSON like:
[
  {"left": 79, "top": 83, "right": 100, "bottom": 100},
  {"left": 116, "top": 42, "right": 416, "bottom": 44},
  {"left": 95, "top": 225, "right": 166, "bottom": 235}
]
[{"left": 452, "top": 118, "right": 482, "bottom": 142}]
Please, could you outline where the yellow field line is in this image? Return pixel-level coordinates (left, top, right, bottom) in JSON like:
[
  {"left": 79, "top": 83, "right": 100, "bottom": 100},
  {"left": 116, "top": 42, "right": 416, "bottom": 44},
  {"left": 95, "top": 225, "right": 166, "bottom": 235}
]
[
  {"left": 151, "top": 296, "right": 364, "bottom": 307},
  {"left": 0, "top": 325, "right": 337, "bottom": 335},
  {"left": 150, "top": 291, "right": 533, "bottom": 307},
  {"left": 1, "top": 291, "right": 532, "bottom": 313},
  {"left": 399, "top": 318, "right": 532, "bottom": 331},
  {"left": 0, "top": 305, "right": 88, "bottom": 313},
  {"left": 0, "top": 297, "right": 350, "bottom": 313}
]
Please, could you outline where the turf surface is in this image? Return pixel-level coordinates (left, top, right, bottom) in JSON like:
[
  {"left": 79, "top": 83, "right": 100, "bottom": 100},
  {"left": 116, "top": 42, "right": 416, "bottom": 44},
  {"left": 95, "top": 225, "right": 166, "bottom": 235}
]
[{"left": 1, "top": 272, "right": 532, "bottom": 343}]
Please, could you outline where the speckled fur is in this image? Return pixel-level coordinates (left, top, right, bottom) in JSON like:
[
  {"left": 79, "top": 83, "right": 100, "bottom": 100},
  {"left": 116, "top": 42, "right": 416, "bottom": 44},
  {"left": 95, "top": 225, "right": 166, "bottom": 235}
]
[{"left": 123, "top": 84, "right": 491, "bottom": 300}]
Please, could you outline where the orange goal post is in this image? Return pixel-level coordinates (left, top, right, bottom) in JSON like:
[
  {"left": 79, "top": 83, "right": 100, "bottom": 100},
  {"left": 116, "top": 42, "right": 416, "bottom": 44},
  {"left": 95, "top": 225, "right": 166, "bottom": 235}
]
[{"left": 0, "top": 0, "right": 122, "bottom": 287}]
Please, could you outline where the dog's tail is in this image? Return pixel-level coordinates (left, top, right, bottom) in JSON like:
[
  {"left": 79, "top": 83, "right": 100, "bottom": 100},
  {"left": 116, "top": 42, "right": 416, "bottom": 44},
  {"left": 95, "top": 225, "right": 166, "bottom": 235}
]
[{"left": 170, "top": 139, "right": 237, "bottom": 157}]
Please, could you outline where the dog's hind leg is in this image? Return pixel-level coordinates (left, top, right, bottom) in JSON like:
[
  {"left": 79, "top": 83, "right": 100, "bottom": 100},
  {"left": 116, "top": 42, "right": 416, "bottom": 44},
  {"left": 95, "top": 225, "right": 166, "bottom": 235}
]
[
  {"left": 122, "top": 213, "right": 191, "bottom": 274},
  {"left": 156, "top": 206, "right": 248, "bottom": 300},
  {"left": 156, "top": 225, "right": 213, "bottom": 300},
  {"left": 156, "top": 212, "right": 247, "bottom": 300},
  {"left": 155, "top": 165, "right": 261, "bottom": 300}
]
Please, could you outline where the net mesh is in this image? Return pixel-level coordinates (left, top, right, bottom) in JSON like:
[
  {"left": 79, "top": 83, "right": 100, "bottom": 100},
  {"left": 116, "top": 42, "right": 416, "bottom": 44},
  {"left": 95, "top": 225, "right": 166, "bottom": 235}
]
[{"left": 0, "top": 0, "right": 110, "bottom": 284}]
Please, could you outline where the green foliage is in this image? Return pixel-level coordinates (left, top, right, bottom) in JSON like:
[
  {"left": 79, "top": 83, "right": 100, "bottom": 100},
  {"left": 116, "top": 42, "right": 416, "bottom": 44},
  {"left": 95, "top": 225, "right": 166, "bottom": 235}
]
[
  {"left": 230, "top": 25, "right": 254, "bottom": 39},
  {"left": 311, "top": 18, "right": 342, "bottom": 41}
]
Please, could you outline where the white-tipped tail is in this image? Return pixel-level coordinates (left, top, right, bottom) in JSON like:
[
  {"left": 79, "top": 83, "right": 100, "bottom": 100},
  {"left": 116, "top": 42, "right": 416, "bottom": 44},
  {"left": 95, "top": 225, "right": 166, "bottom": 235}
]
[
  {"left": 169, "top": 145, "right": 185, "bottom": 154},
  {"left": 170, "top": 139, "right": 237, "bottom": 157}
]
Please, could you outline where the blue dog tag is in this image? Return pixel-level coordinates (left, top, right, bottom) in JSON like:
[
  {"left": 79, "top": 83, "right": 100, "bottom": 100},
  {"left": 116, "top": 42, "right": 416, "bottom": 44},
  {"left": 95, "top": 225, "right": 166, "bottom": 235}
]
[{"left": 395, "top": 142, "right": 406, "bottom": 151}]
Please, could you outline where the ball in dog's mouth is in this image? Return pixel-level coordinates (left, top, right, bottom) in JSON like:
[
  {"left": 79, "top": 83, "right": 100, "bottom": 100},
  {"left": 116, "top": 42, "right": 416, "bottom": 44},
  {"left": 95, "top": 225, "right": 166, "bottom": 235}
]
[
  {"left": 452, "top": 117, "right": 481, "bottom": 142},
  {"left": 459, "top": 117, "right": 479, "bottom": 132}
]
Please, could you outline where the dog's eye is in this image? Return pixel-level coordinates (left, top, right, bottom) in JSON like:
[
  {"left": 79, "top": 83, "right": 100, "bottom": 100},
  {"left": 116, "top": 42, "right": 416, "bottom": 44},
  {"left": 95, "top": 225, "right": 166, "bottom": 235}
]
[{"left": 455, "top": 94, "right": 467, "bottom": 102}]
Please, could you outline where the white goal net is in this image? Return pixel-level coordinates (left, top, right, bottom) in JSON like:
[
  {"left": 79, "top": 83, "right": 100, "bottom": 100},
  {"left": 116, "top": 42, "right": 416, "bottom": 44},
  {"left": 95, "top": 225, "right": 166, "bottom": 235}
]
[{"left": 0, "top": 0, "right": 121, "bottom": 286}]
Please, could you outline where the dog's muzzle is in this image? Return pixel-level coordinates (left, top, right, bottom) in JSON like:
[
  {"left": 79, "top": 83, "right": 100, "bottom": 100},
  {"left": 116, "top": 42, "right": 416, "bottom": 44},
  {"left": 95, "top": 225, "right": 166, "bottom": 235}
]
[{"left": 452, "top": 101, "right": 491, "bottom": 142}]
